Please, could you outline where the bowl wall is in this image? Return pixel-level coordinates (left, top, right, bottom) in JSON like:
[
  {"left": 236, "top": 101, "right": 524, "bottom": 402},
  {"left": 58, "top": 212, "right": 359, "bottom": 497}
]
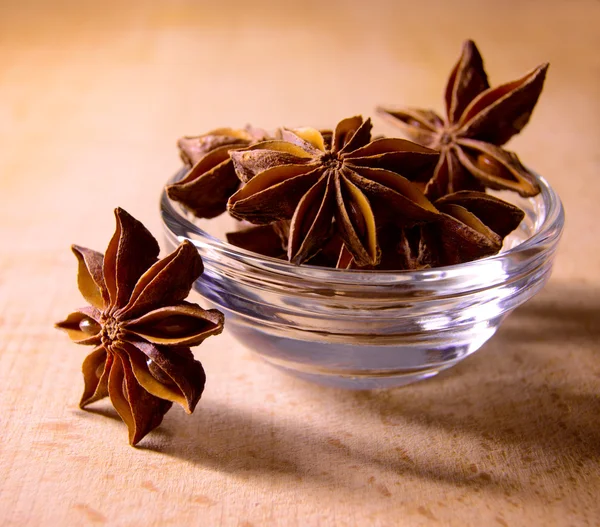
[{"left": 162, "top": 170, "right": 564, "bottom": 389}]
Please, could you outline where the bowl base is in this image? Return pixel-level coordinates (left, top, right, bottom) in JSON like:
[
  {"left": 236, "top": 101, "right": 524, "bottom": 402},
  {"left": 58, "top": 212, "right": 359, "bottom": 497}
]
[
  {"left": 263, "top": 358, "right": 459, "bottom": 390},
  {"left": 230, "top": 322, "right": 495, "bottom": 390}
]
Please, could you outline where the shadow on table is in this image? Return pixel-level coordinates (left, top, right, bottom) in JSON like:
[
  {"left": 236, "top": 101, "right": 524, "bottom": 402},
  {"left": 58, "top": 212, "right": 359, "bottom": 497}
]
[
  {"left": 144, "top": 400, "right": 520, "bottom": 496},
  {"left": 495, "top": 281, "right": 600, "bottom": 343},
  {"left": 347, "top": 281, "right": 600, "bottom": 491},
  {"left": 146, "top": 281, "right": 599, "bottom": 499}
]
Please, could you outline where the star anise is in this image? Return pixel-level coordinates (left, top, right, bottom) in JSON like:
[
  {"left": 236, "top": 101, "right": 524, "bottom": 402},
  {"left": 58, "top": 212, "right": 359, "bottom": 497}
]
[
  {"left": 378, "top": 39, "right": 548, "bottom": 200},
  {"left": 55, "top": 208, "right": 224, "bottom": 445},
  {"left": 424, "top": 191, "right": 526, "bottom": 266},
  {"left": 166, "top": 126, "right": 267, "bottom": 218},
  {"left": 227, "top": 116, "right": 440, "bottom": 266},
  {"left": 363, "top": 191, "right": 525, "bottom": 270},
  {"left": 226, "top": 223, "right": 288, "bottom": 258}
]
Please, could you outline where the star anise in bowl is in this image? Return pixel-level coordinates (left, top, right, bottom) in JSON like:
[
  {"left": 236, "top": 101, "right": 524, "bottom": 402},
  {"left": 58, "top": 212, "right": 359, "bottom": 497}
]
[
  {"left": 155, "top": 37, "right": 560, "bottom": 390},
  {"left": 377, "top": 39, "right": 548, "bottom": 200},
  {"left": 161, "top": 158, "right": 564, "bottom": 389},
  {"left": 56, "top": 208, "right": 224, "bottom": 445},
  {"left": 222, "top": 115, "right": 535, "bottom": 270},
  {"left": 227, "top": 115, "right": 441, "bottom": 266},
  {"left": 361, "top": 191, "right": 527, "bottom": 270},
  {"left": 166, "top": 126, "right": 268, "bottom": 218}
]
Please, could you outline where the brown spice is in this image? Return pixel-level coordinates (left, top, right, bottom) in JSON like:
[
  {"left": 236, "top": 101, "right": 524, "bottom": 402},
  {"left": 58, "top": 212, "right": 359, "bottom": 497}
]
[
  {"left": 227, "top": 116, "right": 440, "bottom": 266},
  {"left": 167, "top": 126, "right": 268, "bottom": 218},
  {"left": 56, "top": 208, "right": 224, "bottom": 445},
  {"left": 378, "top": 39, "right": 548, "bottom": 200}
]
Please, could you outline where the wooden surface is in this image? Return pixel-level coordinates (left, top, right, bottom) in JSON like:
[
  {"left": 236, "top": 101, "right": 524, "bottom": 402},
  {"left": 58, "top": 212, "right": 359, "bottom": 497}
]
[{"left": 1, "top": 1, "right": 599, "bottom": 525}]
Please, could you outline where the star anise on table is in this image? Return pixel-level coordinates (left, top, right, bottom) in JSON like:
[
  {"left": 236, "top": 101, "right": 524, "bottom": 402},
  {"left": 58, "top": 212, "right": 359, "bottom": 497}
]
[
  {"left": 55, "top": 208, "right": 224, "bottom": 445},
  {"left": 166, "top": 126, "right": 268, "bottom": 218},
  {"left": 378, "top": 39, "right": 548, "bottom": 201},
  {"left": 227, "top": 115, "right": 440, "bottom": 266}
]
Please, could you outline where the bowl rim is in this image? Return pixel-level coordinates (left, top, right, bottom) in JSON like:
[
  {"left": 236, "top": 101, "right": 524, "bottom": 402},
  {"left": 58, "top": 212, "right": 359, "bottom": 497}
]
[{"left": 161, "top": 167, "right": 564, "bottom": 282}]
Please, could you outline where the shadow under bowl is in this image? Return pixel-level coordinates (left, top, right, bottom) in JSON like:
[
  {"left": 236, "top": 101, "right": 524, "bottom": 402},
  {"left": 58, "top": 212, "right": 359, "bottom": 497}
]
[{"left": 161, "top": 170, "right": 564, "bottom": 389}]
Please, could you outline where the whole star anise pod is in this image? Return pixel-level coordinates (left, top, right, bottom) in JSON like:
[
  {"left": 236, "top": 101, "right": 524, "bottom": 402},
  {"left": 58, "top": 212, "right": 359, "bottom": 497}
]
[
  {"left": 378, "top": 39, "right": 548, "bottom": 200},
  {"left": 370, "top": 191, "right": 525, "bottom": 270},
  {"left": 166, "top": 126, "right": 267, "bottom": 218},
  {"left": 424, "top": 191, "right": 526, "bottom": 266},
  {"left": 227, "top": 116, "right": 440, "bottom": 266},
  {"left": 55, "top": 208, "right": 224, "bottom": 445}
]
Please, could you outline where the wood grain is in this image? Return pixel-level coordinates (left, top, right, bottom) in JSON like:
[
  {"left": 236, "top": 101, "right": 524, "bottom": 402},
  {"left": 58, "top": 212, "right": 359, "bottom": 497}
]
[{"left": 1, "top": 1, "right": 599, "bottom": 525}]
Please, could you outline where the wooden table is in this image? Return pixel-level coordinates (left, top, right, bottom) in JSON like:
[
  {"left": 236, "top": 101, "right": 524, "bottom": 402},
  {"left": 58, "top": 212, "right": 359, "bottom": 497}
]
[{"left": 1, "top": 1, "right": 599, "bottom": 525}]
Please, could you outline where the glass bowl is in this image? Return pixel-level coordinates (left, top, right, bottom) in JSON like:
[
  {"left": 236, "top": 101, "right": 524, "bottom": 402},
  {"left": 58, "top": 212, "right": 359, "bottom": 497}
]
[{"left": 161, "top": 169, "right": 564, "bottom": 389}]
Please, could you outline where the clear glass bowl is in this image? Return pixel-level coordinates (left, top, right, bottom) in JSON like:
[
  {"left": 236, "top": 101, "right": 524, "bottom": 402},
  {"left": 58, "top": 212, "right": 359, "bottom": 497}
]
[{"left": 161, "top": 169, "right": 564, "bottom": 389}]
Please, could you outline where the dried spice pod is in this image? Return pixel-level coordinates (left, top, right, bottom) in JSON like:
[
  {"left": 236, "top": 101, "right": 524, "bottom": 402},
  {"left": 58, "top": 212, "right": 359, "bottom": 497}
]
[
  {"left": 167, "top": 126, "right": 268, "bottom": 218},
  {"left": 378, "top": 39, "right": 548, "bottom": 200},
  {"left": 335, "top": 224, "right": 435, "bottom": 270},
  {"left": 227, "top": 115, "right": 440, "bottom": 266},
  {"left": 226, "top": 222, "right": 288, "bottom": 258},
  {"left": 56, "top": 208, "right": 224, "bottom": 445},
  {"left": 344, "top": 191, "right": 525, "bottom": 270},
  {"left": 384, "top": 226, "right": 436, "bottom": 271},
  {"left": 419, "top": 191, "right": 525, "bottom": 267}
]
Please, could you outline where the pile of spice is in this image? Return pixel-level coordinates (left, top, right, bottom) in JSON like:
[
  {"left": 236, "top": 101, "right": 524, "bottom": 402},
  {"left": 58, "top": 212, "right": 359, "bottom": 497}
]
[
  {"left": 57, "top": 40, "right": 548, "bottom": 445},
  {"left": 168, "top": 40, "right": 547, "bottom": 270}
]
